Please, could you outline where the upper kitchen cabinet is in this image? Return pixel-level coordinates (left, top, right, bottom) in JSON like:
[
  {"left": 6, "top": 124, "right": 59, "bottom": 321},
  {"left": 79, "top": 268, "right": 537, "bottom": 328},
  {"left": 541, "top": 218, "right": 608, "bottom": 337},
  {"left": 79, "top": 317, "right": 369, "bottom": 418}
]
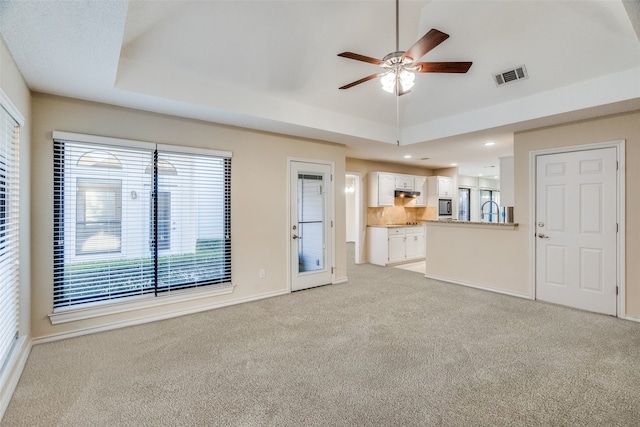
[
  {"left": 438, "top": 176, "right": 453, "bottom": 197},
  {"left": 395, "top": 175, "right": 414, "bottom": 190},
  {"left": 368, "top": 172, "right": 395, "bottom": 207},
  {"left": 368, "top": 172, "right": 428, "bottom": 207},
  {"left": 427, "top": 176, "right": 453, "bottom": 201}
]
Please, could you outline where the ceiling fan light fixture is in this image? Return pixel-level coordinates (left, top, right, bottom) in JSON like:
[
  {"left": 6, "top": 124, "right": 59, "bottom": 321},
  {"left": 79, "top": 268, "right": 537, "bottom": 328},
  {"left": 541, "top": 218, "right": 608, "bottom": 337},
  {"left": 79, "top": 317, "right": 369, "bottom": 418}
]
[
  {"left": 380, "top": 68, "right": 415, "bottom": 94},
  {"left": 381, "top": 72, "right": 396, "bottom": 93},
  {"left": 399, "top": 69, "right": 415, "bottom": 90}
]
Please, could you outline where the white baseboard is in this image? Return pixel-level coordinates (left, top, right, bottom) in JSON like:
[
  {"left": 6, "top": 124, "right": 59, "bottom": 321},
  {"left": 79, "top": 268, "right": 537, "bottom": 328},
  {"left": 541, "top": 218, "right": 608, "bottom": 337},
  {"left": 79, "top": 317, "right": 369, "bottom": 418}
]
[
  {"left": 33, "top": 288, "right": 290, "bottom": 345},
  {"left": 424, "top": 274, "right": 532, "bottom": 300},
  {"left": 625, "top": 315, "right": 640, "bottom": 323},
  {"left": 0, "top": 337, "right": 31, "bottom": 422},
  {"left": 333, "top": 276, "right": 348, "bottom": 285}
]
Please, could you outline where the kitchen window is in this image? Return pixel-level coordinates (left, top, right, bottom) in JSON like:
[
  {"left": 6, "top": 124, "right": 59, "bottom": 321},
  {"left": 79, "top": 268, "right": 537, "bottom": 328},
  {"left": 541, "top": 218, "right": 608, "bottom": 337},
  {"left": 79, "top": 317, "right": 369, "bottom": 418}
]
[
  {"left": 53, "top": 133, "right": 232, "bottom": 309},
  {"left": 480, "top": 189, "right": 500, "bottom": 223},
  {"left": 458, "top": 188, "right": 471, "bottom": 221}
]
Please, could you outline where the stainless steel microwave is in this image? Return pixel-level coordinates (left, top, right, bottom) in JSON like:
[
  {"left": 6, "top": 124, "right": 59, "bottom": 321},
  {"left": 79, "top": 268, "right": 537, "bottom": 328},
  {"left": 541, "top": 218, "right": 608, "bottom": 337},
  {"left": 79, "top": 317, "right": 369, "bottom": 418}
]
[{"left": 438, "top": 198, "right": 452, "bottom": 216}]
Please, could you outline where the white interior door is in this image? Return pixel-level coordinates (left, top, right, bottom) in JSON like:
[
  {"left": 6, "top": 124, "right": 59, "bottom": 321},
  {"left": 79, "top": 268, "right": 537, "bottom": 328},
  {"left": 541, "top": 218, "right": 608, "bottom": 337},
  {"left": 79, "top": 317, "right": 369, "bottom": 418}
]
[
  {"left": 290, "top": 161, "right": 333, "bottom": 291},
  {"left": 535, "top": 147, "right": 617, "bottom": 315}
]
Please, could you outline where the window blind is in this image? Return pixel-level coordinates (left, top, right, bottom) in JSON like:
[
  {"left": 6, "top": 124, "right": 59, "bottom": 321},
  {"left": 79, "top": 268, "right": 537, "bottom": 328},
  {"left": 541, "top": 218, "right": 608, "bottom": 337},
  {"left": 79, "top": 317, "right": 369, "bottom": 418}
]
[
  {"left": 155, "top": 149, "right": 231, "bottom": 293},
  {"left": 53, "top": 136, "right": 231, "bottom": 309},
  {"left": 0, "top": 104, "right": 20, "bottom": 368}
]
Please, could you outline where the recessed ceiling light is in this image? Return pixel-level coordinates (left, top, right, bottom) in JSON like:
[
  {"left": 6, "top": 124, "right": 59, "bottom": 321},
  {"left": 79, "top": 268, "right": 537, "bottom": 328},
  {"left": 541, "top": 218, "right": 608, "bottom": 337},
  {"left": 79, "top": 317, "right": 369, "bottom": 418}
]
[
  {"left": 404, "top": 155, "right": 412, "bottom": 159},
  {"left": 484, "top": 142, "right": 495, "bottom": 146},
  {"left": 479, "top": 173, "right": 483, "bottom": 177},
  {"left": 450, "top": 163, "right": 457, "bottom": 166}
]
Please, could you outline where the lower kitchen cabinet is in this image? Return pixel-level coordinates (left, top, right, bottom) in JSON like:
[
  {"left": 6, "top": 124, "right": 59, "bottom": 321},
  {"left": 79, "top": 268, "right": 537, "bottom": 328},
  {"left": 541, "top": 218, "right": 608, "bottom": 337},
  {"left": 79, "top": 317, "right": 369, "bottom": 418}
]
[
  {"left": 368, "top": 226, "right": 426, "bottom": 266},
  {"left": 388, "top": 233, "right": 406, "bottom": 264},
  {"left": 405, "top": 229, "right": 426, "bottom": 259}
]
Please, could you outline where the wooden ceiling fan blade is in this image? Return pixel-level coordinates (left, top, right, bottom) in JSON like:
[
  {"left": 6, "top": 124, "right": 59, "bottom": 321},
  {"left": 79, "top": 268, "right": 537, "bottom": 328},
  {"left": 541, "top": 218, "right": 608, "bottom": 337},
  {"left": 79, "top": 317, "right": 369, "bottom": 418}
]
[
  {"left": 338, "top": 52, "right": 383, "bottom": 65},
  {"left": 339, "top": 73, "right": 380, "bottom": 90},
  {"left": 416, "top": 61, "right": 473, "bottom": 73},
  {"left": 401, "top": 29, "right": 449, "bottom": 61}
]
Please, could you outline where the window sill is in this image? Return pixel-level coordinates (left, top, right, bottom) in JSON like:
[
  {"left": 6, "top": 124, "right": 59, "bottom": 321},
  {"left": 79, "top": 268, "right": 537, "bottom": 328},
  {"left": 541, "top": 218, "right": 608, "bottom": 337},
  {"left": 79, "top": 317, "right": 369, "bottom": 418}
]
[{"left": 49, "top": 284, "right": 235, "bottom": 325}]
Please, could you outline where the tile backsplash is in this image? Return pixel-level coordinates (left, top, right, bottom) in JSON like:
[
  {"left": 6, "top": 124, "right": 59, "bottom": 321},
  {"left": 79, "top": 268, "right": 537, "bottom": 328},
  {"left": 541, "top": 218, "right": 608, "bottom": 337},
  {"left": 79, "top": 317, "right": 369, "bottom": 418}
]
[{"left": 367, "top": 202, "right": 437, "bottom": 225}]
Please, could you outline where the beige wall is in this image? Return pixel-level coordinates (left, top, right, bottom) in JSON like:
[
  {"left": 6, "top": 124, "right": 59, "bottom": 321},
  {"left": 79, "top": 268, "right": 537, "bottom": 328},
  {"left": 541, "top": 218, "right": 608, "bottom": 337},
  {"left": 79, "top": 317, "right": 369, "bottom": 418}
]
[
  {"left": 346, "top": 157, "right": 433, "bottom": 180},
  {"left": 31, "top": 93, "right": 346, "bottom": 339},
  {"left": 515, "top": 110, "right": 640, "bottom": 318},
  {"left": 424, "top": 223, "right": 527, "bottom": 296}
]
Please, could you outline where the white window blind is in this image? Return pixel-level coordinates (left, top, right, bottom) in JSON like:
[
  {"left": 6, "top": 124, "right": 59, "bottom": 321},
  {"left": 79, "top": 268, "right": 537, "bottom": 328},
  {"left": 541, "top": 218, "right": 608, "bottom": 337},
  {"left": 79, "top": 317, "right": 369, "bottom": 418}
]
[
  {"left": 53, "top": 136, "right": 231, "bottom": 309},
  {"left": 0, "top": 104, "right": 20, "bottom": 368}
]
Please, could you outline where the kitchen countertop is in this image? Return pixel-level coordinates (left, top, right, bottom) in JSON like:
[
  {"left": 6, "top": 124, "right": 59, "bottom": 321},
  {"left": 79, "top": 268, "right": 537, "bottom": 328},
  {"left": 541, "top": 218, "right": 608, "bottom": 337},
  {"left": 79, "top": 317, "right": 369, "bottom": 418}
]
[
  {"left": 424, "top": 220, "right": 518, "bottom": 229},
  {"left": 367, "top": 223, "right": 426, "bottom": 228}
]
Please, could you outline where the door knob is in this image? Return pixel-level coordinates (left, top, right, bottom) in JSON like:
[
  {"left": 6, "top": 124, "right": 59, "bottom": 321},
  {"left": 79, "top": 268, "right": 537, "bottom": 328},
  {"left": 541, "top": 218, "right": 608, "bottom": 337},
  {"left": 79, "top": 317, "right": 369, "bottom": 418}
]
[
  {"left": 292, "top": 234, "right": 299, "bottom": 240},
  {"left": 537, "top": 233, "right": 549, "bottom": 239}
]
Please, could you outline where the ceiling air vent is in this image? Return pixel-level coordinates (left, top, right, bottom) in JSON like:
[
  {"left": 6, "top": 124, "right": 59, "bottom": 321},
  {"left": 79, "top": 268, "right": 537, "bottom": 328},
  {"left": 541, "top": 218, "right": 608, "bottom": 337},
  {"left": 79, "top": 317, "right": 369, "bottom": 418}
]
[{"left": 494, "top": 65, "right": 528, "bottom": 86}]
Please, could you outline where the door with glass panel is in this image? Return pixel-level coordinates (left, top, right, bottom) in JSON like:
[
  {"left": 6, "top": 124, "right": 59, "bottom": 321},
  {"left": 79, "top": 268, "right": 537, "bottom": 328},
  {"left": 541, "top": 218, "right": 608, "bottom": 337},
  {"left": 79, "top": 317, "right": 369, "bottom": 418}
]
[{"left": 290, "top": 161, "right": 333, "bottom": 291}]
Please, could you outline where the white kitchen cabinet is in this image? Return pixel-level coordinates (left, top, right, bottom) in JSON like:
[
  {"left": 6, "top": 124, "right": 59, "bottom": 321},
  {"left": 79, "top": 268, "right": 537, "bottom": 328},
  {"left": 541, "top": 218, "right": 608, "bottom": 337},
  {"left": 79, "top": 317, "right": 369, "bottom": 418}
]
[
  {"left": 368, "top": 226, "right": 426, "bottom": 266},
  {"left": 427, "top": 176, "right": 454, "bottom": 201},
  {"left": 405, "top": 227, "right": 426, "bottom": 259},
  {"left": 387, "top": 233, "right": 406, "bottom": 264},
  {"left": 368, "top": 172, "right": 396, "bottom": 207},
  {"left": 369, "top": 172, "right": 429, "bottom": 207},
  {"left": 395, "top": 175, "right": 414, "bottom": 190},
  {"left": 414, "top": 176, "right": 427, "bottom": 207},
  {"left": 437, "top": 176, "right": 453, "bottom": 197}
]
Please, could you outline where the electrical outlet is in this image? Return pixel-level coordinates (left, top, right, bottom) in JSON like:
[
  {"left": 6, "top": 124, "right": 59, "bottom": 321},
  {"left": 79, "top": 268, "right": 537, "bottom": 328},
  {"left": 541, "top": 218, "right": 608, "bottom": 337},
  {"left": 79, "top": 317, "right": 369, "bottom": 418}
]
[{"left": 259, "top": 268, "right": 265, "bottom": 278}]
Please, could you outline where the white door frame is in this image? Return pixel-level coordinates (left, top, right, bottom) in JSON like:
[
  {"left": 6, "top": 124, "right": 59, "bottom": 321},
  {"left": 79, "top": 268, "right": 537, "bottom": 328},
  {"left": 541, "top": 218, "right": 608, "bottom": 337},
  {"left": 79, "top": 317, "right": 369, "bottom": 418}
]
[
  {"left": 529, "top": 140, "right": 626, "bottom": 317},
  {"left": 287, "top": 157, "right": 335, "bottom": 292},
  {"left": 346, "top": 171, "right": 364, "bottom": 264}
]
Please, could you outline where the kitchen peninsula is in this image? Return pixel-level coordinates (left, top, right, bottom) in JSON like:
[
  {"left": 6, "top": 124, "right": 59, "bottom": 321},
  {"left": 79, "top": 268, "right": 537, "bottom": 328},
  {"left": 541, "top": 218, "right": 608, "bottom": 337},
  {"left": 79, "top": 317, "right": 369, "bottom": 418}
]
[{"left": 423, "top": 218, "right": 527, "bottom": 299}]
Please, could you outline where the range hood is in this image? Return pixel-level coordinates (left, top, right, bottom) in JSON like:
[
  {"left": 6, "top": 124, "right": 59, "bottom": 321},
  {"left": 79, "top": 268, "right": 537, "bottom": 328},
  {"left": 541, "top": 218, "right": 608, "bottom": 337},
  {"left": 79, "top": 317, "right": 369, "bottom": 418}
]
[{"left": 395, "top": 190, "right": 421, "bottom": 198}]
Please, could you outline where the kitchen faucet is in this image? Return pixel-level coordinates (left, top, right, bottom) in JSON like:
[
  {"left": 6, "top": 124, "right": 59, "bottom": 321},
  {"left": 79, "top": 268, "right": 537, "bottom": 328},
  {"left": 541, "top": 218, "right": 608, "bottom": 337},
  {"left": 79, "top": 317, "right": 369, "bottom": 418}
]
[{"left": 481, "top": 200, "right": 500, "bottom": 223}]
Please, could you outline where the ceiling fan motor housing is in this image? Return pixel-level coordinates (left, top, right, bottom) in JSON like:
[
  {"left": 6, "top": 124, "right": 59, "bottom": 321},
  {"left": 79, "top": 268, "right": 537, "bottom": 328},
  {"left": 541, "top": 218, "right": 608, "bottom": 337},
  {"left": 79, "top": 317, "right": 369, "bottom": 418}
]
[{"left": 382, "top": 51, "right": 409, "bottom": 65}]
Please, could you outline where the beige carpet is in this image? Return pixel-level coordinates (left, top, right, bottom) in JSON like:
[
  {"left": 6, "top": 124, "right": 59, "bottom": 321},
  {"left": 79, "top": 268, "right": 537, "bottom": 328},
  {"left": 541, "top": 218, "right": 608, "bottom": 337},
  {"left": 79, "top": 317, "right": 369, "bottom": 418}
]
[{"left": 3, "top": 244, "right": 640, "bottom": 426}]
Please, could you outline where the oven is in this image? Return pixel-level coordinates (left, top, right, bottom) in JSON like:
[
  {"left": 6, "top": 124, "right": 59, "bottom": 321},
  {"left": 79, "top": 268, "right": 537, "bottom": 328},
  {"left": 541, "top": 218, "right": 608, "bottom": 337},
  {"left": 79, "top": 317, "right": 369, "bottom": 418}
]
[{"left": 438, "top": 198, "right": 452, "bottom": 217}]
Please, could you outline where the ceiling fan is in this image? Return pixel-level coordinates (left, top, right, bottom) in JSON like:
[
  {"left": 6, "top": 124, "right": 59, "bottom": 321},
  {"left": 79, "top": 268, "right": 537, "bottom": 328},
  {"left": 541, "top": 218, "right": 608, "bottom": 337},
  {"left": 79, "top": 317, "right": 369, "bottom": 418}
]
[{"left": 338, "top": 0, "right": 472, "bottom": 96}]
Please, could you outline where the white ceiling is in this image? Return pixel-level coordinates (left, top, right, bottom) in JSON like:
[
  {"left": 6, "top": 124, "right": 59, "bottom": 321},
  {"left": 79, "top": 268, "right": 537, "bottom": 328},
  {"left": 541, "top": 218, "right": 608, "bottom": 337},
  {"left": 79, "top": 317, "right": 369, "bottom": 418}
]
[{"left": 2, "top": 0, "right": 640, "bottom": 177}]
